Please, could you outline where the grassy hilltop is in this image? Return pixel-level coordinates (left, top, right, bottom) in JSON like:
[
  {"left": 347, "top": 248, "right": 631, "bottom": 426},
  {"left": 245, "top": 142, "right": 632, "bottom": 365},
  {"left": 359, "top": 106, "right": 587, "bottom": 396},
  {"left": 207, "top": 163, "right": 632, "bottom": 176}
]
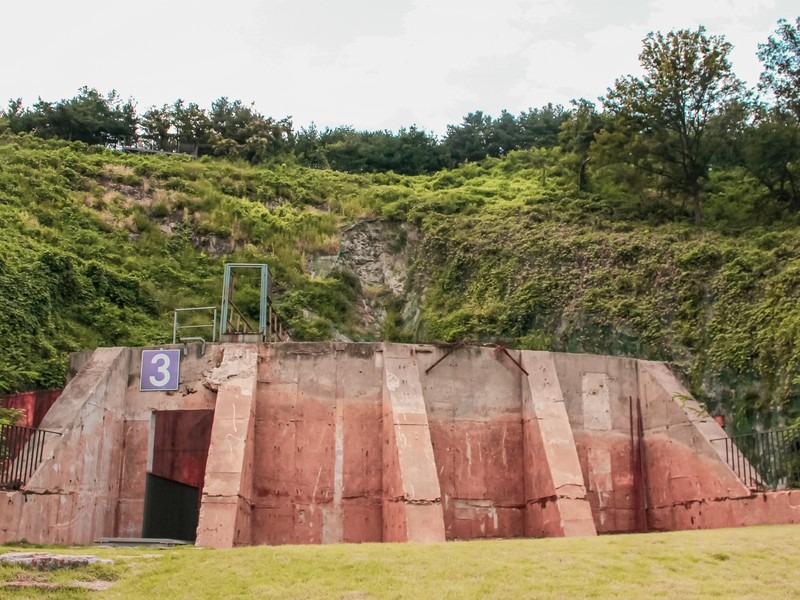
[{"left": 2, "top": 133, "right": 800, "bottom": 431}]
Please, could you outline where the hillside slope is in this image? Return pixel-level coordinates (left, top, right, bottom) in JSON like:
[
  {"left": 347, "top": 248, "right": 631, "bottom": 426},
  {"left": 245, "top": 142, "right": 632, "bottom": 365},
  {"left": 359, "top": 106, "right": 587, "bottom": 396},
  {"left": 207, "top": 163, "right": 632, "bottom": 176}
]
[{"left": 1, "top": 134, "right": 799, "bottom": 430}]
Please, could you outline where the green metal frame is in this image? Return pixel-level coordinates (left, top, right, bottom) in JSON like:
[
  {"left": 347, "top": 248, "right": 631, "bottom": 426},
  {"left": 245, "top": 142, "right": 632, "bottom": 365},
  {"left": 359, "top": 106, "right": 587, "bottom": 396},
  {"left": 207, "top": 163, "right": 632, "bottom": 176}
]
[{"left": 220, "top": 263, "right": 270, "bottom": 341}]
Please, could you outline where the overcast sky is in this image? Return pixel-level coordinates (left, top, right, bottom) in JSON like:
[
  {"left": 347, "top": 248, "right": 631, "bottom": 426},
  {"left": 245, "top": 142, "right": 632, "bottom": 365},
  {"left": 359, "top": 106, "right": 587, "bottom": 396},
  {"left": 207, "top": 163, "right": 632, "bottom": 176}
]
[{"left": 1, "top": 1, "right": 796, "bottom": 135}]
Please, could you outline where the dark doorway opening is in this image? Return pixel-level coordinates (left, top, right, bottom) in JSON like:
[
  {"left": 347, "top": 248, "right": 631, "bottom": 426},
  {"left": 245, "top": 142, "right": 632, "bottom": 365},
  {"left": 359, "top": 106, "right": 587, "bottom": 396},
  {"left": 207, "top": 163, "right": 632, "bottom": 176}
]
[
  {"left": 142, "top": 473, "right": 201, "bottom": 541},
  {"left": 142, "top": 410, "right": 214, "bottom": 541}
]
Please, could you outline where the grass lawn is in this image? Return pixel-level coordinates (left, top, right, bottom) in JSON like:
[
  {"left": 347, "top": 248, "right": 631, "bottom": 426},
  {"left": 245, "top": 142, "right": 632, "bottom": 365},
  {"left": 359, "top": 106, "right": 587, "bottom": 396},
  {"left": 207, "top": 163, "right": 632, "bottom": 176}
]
[{"left": 1, "top": 525, "right": 799, "bottom": 599}]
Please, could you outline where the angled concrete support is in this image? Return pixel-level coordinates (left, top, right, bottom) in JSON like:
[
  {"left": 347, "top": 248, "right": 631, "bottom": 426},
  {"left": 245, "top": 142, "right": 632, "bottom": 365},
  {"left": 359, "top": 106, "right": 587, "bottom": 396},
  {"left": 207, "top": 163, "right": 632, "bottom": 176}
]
[
  {"left": 196, "top": 346, "right": 258, "bottom": 548},
  {"left": 637, "top": 361, "right": 751, "bottom": 530},
  {"left": 521, "top": 352, "right": 597, "bottom": 537},
  {"left": 0, "top": 347, "right": 130, "bottom": 545},
  {"left": 381, "top": 344, "right": 446, "bottom": 542}
]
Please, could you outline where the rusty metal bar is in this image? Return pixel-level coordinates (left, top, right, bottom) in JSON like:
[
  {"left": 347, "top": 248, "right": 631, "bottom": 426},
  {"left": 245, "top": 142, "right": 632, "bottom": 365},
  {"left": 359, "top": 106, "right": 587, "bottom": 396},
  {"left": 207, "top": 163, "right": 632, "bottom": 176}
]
[
  {"left": 636, "top": 396, "right": 648, "bottom": 532},
  {"left": 494, "top": 345, "right": 529, "bottom": 376},
  {"left": 424, "top": 342, "right": 466, "bottom": 375}
]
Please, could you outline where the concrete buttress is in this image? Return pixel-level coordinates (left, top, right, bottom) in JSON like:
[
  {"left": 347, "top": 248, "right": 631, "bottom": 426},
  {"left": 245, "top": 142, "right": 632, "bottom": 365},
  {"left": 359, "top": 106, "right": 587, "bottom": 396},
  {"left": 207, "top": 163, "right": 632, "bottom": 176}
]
[
  {"left": 195, "top": 345, "right": 258, "bottom": 548},
  {"left": 1, "top": 347, "right": 130, "bottom": 545},
  {"left": 382, "top": 344, "right": 446, "bottom": 542},
  {"left": 521, "top": 352, "right": 597, "bottom": 537}
]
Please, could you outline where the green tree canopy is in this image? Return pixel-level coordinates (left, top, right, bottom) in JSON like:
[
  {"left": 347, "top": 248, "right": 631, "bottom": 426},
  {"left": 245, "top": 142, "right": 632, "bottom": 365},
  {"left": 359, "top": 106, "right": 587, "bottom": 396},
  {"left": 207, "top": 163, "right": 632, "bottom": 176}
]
[
  {"left": 600, "top": 27, "right": 744, "bottom": 225},
  {"left": 743, "top": 18, "right": 800, "bottom": 209},
  {"left": 758, "top": 17, "right": 800, "bottom": 119}
]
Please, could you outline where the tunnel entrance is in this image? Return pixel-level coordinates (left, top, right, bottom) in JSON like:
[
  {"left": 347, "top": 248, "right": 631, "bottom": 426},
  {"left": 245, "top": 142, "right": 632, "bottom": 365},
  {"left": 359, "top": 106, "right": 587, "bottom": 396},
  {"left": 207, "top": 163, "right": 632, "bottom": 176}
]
[{"left": 142, "top": 410, "right": 214, "bottom": 541}]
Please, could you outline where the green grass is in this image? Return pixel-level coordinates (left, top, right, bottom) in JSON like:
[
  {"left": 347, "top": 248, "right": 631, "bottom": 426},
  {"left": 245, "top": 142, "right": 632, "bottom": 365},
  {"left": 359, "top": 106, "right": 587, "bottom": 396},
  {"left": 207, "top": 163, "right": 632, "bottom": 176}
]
[{"left": 2, "top": 525, "right": 800, "bottom": 599}]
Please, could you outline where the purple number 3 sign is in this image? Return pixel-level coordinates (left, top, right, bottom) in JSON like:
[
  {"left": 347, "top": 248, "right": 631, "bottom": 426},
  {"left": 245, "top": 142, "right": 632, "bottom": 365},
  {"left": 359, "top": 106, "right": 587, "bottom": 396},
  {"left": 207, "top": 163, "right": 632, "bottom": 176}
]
[{"left": 140, "top": 349, "right": 181, "bottom": 391}]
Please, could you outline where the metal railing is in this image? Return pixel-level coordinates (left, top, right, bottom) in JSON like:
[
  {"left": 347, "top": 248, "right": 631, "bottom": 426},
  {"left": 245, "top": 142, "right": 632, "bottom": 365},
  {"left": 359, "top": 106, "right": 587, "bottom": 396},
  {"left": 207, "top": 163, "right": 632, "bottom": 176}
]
[
  {"left": 221, "top": 299, "right": 289, "bottom": 342},
  {"left": 0, "top": 424, "right": 61, "bottom": 490},
  {"left": 712, "top": 428, "right": 800, "bottom": 490},
  {"left": 172, "top": 307, "right": 218, "bottom": 344},
  {"left": 266, "top": 301, "right": 289, "bottom": 342},
  {"left": 223, "top": 300, "right": 257, "bottom": 336},
  {"left": 219, "top": 264, "right": 290, "bottom": 342}
]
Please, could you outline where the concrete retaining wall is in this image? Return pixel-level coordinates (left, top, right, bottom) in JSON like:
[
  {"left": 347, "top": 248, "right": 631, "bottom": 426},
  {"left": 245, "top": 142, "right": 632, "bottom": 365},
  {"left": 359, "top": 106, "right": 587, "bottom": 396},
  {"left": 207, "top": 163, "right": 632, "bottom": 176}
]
[{"left": 1, "top": 343, "right": 796, "bottom": 546}]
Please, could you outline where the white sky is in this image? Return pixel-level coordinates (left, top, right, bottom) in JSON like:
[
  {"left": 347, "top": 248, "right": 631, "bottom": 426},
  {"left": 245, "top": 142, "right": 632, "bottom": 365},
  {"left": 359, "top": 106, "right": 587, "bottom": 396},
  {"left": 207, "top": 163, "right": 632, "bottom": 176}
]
[{"left": 1, "top": 0, "right": 796, "bottom": 135}]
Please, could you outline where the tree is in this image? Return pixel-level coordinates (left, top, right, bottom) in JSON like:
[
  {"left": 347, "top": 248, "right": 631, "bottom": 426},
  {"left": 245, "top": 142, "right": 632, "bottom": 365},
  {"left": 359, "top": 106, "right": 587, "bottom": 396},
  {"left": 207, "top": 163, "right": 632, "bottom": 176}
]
[
  {"left": 558, "top": 99, "right": 604, "bottom": 190},
  {"left": 172, "top": 100, "right": 211, "bottom": 154},
  {"left": 4, "top": 98, "right": 29, "bottom": 133},
  {"left": 601, "top": 27, "right": 744, "bottom": 225},
  {"left": 208, "top": 97, "right": 293, "bottom": 163},
  {"left": 758, "top": 17, "right": 800, "bottom": 119},
  {"left": 741, "top": 108, "right": 800, "bottom": 207},
  {"left": 743, "top": 18, "right": 800, "bottom": 208},
  {"left": 486, "top": 110, "right": 521, "bottom": 156},
  {"left": 140, "top": 104, "right": 173, "bottom": 150},
  {"left": 442, "top": 111, "right": 493, "bottom": 166},
  {"left": 392, "top": 126, "right": 444, "bottom": 174},
  {"left": 518, "top": 103, "right": 569, "bottom": 149},
  {"left": 4, "top": 89, "right": 136, "bottom": 145}
]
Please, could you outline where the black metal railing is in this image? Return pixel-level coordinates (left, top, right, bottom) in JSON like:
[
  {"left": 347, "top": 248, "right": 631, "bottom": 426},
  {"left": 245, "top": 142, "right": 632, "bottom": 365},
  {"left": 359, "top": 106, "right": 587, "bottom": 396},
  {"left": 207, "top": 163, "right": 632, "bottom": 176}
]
[
  {"left": 712, "top": 428, "right": 800, "bottom": 490},
  {"left": 0, "top": 424, "right": 61, "bottom": 490}
]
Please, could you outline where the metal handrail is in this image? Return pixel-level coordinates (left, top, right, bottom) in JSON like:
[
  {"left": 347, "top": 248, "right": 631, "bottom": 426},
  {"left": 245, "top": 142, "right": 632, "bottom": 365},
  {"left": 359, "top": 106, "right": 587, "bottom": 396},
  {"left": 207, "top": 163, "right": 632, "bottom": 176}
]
[
  {"left": 0, "top": 424, "right": 61, "bottom": 489},
  {"left": 172, "top": 307, "right": 217, "bottom": 344},
  {"left": 225, "top": 300, "right": 256, "bottom": 334},
  {"left": 711, "top": 428, "right": 800, "bottom": 490}
]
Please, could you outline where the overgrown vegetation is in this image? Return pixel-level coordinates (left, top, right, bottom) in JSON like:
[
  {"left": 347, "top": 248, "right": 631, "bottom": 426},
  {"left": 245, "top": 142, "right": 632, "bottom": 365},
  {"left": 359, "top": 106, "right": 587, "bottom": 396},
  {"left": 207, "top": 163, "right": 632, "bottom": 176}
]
[
  {"left": 0, "top": 408, "right": 20, "bottom": 427},
  {"left": 1, "top": 19, "right": 800, "bottom": 431},
  {"left": 0, "top": 133, "right": 376, "bottom": 392}
]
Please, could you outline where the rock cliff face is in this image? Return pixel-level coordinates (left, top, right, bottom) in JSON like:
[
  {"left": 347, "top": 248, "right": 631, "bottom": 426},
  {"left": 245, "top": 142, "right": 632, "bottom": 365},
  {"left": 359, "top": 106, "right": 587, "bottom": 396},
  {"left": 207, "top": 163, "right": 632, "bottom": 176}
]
[
  {"left": 309, "top": 219, "right": 415, "bottom": 337},
  {"left": 338, "top": 220, "right": 409, "bottom": 295}
]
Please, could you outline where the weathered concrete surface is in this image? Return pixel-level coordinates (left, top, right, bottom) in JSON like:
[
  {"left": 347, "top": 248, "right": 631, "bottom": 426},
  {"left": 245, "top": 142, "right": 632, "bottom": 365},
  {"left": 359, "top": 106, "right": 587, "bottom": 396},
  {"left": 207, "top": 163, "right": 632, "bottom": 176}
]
[
  {"left": 252, "top": 343, "right": 384, "bottom": 545},
  {"left": 383, "top": 344, "right": 445, "bottom": 542},
  {"left": 196, "top": 346, "right": 258, "bottom": 548},
  {"left": 0, "top": 347, "right": 130, "bottom": 545},
  {"left": 637, "top": 360, "right": 751, "bottom": 527},
  {"left": 649, "top": 489, "right": 800, "bottom": 530},
  {"left": 117, "top": 344, "right": 217, "bottom": 538},
  {"left": 553, "top": 354, "right": 642, "bottom": 533},
  {"left": 420, "top": 346, "right": 525, "bottom": 540},
  {"left": 2, "top": 342, "right": 796, "bottom": 547},
  {"left": 521, "top": 352, "right": 596, "bottom": 537},
  {"left": 150, "top": 410, "right": 214, "bottom": 488}
]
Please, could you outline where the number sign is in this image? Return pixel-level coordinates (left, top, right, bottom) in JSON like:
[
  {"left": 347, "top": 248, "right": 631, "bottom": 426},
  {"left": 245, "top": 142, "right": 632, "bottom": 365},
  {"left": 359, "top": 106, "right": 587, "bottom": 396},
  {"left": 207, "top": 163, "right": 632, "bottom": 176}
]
[{"left": 140, "top": 349, "right": 181, "bottom": 391}]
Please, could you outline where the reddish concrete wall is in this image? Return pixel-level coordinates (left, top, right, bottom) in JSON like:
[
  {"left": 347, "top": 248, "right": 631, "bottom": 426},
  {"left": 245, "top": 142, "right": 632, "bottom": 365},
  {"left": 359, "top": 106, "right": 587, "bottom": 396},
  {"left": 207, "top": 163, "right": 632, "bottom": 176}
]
[
  {"left": 649, "top": 489, "right": 800, "bottom": 531},
  {"left": 554, "top": 354, "right": 757, "bottom": 535},
  {"left": 1, "top": 389, "right": 62, "bottom": 428},
  {"left": 553, "top": 354, "right": 642, "bottom": 534},
  {"left": 383, "top": 344, "right": 445, "bottom": 542},
  {"left": 251, "top": 343, "right": 384, "bottom": 545},
  {"left": 151, "top": 410, "right": 214, "bottom": 488},
  {"left": 420, "top": 346, "right": 526, "bottom": 540},
  {"left": 637, "top": 361, "right": 752, "bottom": 531},
  {"left": 2, "top": 342, "right": 796, "bottom": 547},
  {"left": 521, "top": 352, "right": 596, "bottom": 537},
  {"left": 196, "top": 345, "right": 259, "bottom": 548},
  {"left": 117, "top": 344, "right": 218, "bottom": 537},
  {"left": 0, "top": 348, "right": 130, "bottom": 545}
]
